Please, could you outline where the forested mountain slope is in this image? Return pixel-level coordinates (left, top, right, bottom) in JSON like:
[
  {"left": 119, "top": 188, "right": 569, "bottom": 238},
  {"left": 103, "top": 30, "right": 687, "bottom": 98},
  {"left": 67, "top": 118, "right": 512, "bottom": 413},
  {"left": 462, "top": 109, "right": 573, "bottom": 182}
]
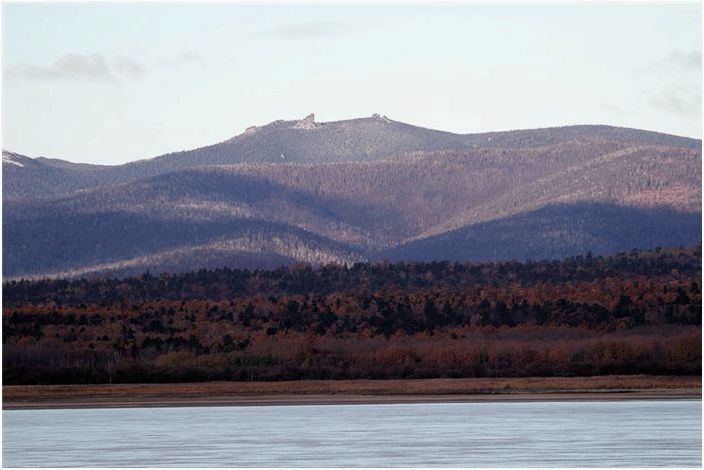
[{"left": 3, "top": 116, "right": 701, "bottom": 278}]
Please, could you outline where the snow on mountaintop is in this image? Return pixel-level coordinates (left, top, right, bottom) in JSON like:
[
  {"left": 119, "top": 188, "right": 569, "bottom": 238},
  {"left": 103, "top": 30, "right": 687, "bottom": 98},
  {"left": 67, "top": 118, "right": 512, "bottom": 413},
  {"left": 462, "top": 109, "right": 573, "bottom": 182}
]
[{"left": 2, "top": 151, "right": 25, "bottom": 167}]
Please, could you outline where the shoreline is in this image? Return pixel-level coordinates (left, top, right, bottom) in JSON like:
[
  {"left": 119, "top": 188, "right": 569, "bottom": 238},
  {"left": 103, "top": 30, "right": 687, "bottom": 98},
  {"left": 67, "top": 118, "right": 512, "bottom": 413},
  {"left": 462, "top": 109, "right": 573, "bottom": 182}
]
[
  {"left": 4, "top": 390, "right": 701, "bottom": 410},
  {"left": 4, "top": 376, "right": 700, "bottom": 410}
]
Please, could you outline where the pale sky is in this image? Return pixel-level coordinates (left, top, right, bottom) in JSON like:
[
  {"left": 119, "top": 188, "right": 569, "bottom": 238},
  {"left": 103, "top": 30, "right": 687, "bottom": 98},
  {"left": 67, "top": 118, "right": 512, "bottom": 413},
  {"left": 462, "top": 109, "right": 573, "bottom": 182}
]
[{"left": 2, "top": 2, "right": 702, "bottom": 165}]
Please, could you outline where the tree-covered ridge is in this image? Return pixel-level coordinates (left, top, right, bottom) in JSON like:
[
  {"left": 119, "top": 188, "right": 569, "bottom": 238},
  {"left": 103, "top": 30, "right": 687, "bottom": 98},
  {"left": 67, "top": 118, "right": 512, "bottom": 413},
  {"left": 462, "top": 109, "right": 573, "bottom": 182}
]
[
  {"left": 4, "top": 246, "right": 700, "bottom": 306},
  {"left": 3, "top": 247, "right": 700, "bottom": 384}
]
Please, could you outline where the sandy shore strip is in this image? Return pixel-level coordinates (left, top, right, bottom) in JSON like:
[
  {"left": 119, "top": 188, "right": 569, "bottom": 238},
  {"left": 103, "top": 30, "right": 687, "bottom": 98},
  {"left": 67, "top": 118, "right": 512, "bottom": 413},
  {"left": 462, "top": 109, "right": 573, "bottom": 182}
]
[{"left": 4, "top": 376, "right": 700, "bottom": 410}]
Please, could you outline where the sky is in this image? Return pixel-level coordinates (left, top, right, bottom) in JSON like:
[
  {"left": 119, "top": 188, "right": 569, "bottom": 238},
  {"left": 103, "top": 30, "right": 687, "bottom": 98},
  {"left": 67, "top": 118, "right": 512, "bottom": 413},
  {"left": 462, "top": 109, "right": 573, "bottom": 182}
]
[{"left": 2, "top": 2, "right": 702, "bottom": 165}]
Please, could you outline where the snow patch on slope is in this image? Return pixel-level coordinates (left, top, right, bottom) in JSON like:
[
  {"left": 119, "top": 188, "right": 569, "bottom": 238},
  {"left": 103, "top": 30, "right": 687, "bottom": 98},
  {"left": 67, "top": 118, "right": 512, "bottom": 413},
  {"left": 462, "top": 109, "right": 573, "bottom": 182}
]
[{"left": 2, "top": 152, "right": 24, "bottom": 167}]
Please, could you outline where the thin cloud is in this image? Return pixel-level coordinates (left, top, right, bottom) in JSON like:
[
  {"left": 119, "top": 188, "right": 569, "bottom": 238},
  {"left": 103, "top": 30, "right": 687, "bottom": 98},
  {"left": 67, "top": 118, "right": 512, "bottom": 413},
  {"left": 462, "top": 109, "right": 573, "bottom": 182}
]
[
  {"left": 113, "top": 55, "right": 147, "bottom": 80},
  {"left": 665, "top": 50, "right": 702, "bottom": 70},
  {"left": 7, "top": 53, "right": 119, "bottom": 84},
  {"left": 6, "top": 51, "right": 206, "bottom": 83},
  {"left": 642, "top": 49, "right": 702, "bottom": 74},
  {"left": 650, "top": 85, "right": 701, "bottom": 117}
]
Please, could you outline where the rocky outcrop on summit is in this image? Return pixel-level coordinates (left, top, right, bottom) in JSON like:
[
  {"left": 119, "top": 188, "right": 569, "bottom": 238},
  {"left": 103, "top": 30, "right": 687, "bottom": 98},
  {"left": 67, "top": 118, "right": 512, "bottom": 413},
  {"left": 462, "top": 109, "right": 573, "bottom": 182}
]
[{"left": 293, "top": 113, "right": 317, "bottom": 130}]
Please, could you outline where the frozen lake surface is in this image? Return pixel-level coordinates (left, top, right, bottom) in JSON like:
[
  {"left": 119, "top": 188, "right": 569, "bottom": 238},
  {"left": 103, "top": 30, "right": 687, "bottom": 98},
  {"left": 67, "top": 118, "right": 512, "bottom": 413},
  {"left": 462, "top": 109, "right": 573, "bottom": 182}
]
[{"left": 3, "top": 399, "right": 701, "bottom": 467}]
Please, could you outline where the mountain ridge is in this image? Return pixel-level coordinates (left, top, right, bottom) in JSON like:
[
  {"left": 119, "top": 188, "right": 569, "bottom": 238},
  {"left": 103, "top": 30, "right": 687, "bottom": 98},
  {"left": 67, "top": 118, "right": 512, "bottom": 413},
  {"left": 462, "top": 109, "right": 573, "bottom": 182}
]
[
  {"left": 4, "top": 115, "right": 700, "bottom": 173},
  {"left": 4, "top": 115, "right": 701, "bottom": 170},
  {"left": 3, "top": 116, "right": 701, "bottom": 279}
]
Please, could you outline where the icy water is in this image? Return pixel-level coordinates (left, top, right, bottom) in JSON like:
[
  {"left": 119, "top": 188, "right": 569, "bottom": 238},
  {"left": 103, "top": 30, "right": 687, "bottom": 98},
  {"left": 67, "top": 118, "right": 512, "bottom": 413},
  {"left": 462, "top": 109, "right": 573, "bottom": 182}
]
[{"left": 3, "top": 400, "right": 701, "bottom": 467}]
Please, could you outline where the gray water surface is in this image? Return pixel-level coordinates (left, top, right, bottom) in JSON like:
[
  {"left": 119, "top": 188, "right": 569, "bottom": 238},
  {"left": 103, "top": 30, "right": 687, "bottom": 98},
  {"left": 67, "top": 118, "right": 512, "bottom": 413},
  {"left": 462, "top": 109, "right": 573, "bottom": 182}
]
[{"left": 3, "top": 400, "right": 701, "bottom": 467}]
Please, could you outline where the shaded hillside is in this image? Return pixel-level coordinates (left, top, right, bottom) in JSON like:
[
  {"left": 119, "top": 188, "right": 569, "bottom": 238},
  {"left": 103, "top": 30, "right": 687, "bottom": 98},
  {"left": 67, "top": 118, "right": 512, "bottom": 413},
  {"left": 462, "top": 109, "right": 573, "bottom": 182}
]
[
  {"left": 3, "top": 209, "right": 363, "bottom": 280},
  {"left": 380, "top": 203, "right": 702, "bottom": 262}
]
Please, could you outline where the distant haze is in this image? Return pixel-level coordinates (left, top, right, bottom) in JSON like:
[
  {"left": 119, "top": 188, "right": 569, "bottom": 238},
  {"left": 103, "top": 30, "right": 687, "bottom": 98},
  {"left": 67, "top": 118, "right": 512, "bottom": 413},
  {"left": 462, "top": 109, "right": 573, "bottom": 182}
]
[{"left": 3, "top": 3, "right": 701, "bottom": 165}]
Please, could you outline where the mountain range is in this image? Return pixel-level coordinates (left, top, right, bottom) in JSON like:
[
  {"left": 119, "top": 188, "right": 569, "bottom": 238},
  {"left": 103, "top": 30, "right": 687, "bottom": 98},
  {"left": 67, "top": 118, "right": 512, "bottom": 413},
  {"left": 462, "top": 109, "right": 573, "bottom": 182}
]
[{"left": 3, "top": 113, "right": 701, "bottom": 279}]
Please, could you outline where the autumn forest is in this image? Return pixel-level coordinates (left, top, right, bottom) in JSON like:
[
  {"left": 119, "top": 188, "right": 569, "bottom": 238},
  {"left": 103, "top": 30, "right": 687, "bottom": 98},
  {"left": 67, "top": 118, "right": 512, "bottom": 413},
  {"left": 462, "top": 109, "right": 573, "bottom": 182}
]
[{"left": 2, "top": 246, "right": 701, "bottom": 385}]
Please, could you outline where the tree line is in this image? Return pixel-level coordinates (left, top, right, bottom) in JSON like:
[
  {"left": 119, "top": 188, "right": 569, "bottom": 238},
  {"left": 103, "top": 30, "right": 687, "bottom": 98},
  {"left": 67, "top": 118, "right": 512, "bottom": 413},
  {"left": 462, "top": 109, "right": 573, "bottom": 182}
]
[{"left": 3, "top": 247, "right": 701, "bottom": 384}]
